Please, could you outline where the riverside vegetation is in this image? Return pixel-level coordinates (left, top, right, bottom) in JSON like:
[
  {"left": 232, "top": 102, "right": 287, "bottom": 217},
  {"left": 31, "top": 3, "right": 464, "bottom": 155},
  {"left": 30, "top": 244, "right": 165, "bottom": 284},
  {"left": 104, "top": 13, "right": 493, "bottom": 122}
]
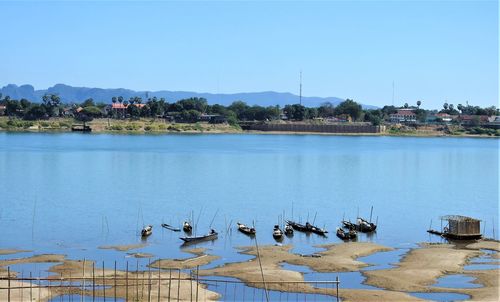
[{"left": 0, "top": 93, "right": 498, "bottom": 136}]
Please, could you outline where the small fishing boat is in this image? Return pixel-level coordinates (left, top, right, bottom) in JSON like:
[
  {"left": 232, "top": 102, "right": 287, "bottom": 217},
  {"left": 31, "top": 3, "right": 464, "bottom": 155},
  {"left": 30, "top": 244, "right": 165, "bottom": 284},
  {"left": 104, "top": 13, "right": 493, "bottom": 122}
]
[
  {"left": 141, "top": 225, "right": 153, "bottom": 237},
  {"left": 180, "top": 229, "right": 218, "bottom": 243},
  {"left": 342, "top": 218, "right": 376, "bottom": 233},
  {"left": 341, "top": 220, "right": 357, "bottom": 230},
  {"left": 357, "top": 217, "right": 377, "bottom": 233},
  {"left": 273, "top": 225, "right": 284, "bottom": 240},
  {"left": 183, "top": 221, "right": 193, "bottom": 233},
  {"left": 310, "top": 225, "right": 328, "bottom": 236},
  {"left": 336, "top": 227, "right": 357, "bottom": 240},
  {"left": 237, "top": 222, "right": 256, "bottom": 235},
  {"left": 286, "top": 220, "right": 328, "bottom": 236},
  {"left": 161, "top": 223, "right": 181, "bottom": 232},
  {"left": 284, "top": 224, "right": 294, "bottom": 236}
]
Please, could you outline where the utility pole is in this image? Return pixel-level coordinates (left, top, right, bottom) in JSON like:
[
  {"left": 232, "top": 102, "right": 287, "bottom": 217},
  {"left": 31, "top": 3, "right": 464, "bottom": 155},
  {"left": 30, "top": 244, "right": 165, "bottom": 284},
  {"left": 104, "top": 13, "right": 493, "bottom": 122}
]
[
  {"left": 299, "top": 70, "right": 302, "bottom": 105},
  {"left": 392, "top": 80, "right": 395, "bottom": 106}
]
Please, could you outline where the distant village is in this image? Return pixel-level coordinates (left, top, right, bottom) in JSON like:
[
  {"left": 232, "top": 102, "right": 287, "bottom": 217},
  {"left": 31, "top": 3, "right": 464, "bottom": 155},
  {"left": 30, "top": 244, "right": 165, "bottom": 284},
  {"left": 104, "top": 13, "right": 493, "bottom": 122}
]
[{"left": 0, "top": 93, "right": 498, "bottom": 135}]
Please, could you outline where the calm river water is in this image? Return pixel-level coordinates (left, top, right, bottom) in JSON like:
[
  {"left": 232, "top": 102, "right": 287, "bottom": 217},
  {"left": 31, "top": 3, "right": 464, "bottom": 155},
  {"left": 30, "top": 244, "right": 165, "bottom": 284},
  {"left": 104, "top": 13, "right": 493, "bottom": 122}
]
[{"left": 0, "top": 132, "right": 498, "bottom": 277}]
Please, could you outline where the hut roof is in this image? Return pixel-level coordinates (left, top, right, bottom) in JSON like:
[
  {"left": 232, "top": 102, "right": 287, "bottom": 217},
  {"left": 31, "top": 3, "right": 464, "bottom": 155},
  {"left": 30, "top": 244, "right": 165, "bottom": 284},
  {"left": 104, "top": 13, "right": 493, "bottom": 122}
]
[{"left": 440, "top": 215, "right": 480, "bottom": 222}]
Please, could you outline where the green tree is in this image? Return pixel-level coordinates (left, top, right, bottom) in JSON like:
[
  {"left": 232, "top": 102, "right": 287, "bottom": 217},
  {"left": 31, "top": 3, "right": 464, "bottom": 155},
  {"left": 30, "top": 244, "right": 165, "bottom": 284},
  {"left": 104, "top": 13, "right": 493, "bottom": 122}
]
[
  {"left": 127, "top": 104, "right": 140, "bottom": 118},
  {"left": 334, "top": 99, "right": 362, "bottom": 121},
  {"left": 81, "top": 106, "right": 102, "bottom": 118},
  {"left": 24, "top": 104, "right": 47, "bottom": 120},
  {"left": 417, "top": 100, "right": 422, "bottom": 108}
]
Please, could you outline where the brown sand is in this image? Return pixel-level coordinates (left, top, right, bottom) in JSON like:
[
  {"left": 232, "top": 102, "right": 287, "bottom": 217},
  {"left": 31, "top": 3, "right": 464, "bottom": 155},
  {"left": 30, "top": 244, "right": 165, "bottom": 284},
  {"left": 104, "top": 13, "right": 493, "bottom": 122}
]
[
  {"left": 0, "top": 280, "right": 51, "bottom": 302},
  {"left": 467, "top": 240, "right": 500, "bottom": 252},
  {"left": 48, "top": 259, "right": 219, "bottom": 301},
  {"left": 289, "top": 242, "right": 393, "bottom": 272},
  {"left": 363, "top": 241, "right": 499, "bottom": 301},
  {"left": 364, "top": 243, "right": 481, "bottom": 292},
  {"left": 127, "top": 252, "right": 155, "bottom": 258},
  {"left": 0, "top": 249, "right": 32, "bottom": 255},
  {"left": 198, "top": 243, "right": 422, "bottom": 301},
  {"left": 150, "top": 248, "right": 220, "bottom": 270},
  {"left": 98, "top": 243, "right": 147, "bottom": 252},
  {"left": 0, "top": 254, "right": 66, "bottom": 268}
]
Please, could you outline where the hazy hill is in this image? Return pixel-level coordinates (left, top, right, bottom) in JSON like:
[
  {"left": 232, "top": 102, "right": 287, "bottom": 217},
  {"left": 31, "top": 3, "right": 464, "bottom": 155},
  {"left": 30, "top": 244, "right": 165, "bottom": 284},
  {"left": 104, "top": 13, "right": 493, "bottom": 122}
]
[{"left": 1, "top": 84, "right": 377, "bottom": 109}]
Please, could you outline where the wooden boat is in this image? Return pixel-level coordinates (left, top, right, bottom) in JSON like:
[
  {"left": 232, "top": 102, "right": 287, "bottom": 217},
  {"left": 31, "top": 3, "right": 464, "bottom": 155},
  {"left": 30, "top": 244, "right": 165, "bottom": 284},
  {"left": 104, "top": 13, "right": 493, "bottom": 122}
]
[
  {"left": 180, "top": 229, "right": 218, "bottom": 243},
  {"left": 342, "top": 218, "right": 376, "bottom": 233},
  {"left": 341, "top": 220, "right": 357, "bottom": 230},
  {"left": 273, "top": 225, "right": 284, "bottom": 240},
  {"left": 237, "top": 222, "right": 256, "bottom": 235},
  {"left": 286, "top": 220, "right": 328, "bottom": 236},
  {"left": 141, "top": 225, "right": 153, "bottom": 237},
  {"left": 336, "top": 227, "right": 357, "bottom": 240},
  {"left": 161, "top": 223, "right": 181, "bottom": 232},
  {"left": 183, "top": 221, "right": 193, "bottom": 233},
  {"left": 357, "top": 217, "right": 377, "bottom": 233},
  {"left": 284, "top": 224, "right": 294, "bottom": 236}
]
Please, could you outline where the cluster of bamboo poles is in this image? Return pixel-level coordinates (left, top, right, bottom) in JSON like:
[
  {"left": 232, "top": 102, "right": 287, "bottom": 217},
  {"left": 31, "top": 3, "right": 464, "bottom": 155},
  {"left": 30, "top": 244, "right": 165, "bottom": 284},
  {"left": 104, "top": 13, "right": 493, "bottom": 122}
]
[{"left": 1, "top": 261, "right": 340, "bottom": 302}]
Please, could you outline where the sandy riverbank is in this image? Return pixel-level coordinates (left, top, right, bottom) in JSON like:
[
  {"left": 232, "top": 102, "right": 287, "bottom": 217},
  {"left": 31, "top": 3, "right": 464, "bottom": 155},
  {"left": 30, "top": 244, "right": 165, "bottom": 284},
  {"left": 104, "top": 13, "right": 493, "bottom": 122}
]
[
  {"left": 1, "top": 241, "right": 498, "bottom": 301},
  {"left": 98, "top": 243, "right": 148, "bottom": 252},
  {"left": 150, "top": 248, "right": 220, "bottom": 270}
]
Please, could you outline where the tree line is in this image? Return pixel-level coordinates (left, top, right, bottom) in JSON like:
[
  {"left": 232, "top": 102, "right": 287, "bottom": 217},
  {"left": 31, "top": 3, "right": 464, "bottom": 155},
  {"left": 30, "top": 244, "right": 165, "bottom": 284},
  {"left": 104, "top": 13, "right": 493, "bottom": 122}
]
[{"left": 0, "top": 92, "right": 497, "bottom": 126}]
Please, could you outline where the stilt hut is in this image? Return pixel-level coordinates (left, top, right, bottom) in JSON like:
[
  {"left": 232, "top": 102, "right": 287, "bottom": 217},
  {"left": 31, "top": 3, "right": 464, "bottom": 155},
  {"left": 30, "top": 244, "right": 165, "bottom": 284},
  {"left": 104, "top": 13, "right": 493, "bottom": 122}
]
[{"left": 441, "top": 215, "right": 482, "bottom": 240}]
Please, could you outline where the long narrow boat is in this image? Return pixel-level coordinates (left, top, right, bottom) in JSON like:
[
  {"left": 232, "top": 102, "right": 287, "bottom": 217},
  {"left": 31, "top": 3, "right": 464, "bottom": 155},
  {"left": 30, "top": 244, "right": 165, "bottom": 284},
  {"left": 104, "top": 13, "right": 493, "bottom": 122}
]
[
  {"left": 141, "top": 225, "right": 153, "bottom": 237},
  {"left": 284, "top": 224, "right": 294, "bottom": 236},
  {"left": 161, "top": 223, "right": 181, "bottom": 232},
  {"left": 237, "top": 222, "right": 256, "bottom": 236},
  {"left": 286, "top": 220, "right": 328, "bottom": 236},
  {"left": 180, "top": 230, "right": 218, "bottom": 243}
]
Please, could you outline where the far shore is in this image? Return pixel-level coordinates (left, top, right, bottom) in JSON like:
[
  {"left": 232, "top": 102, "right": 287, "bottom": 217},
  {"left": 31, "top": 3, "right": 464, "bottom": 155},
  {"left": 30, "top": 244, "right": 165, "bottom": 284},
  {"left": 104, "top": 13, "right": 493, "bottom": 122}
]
[{"left": 0, "top": 117, "right": 498, "bottom": 138}]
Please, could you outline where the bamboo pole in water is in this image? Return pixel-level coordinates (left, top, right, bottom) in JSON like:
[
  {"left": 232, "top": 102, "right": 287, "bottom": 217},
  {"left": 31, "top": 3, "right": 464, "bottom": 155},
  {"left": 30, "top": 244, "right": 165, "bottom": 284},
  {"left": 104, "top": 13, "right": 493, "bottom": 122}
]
[
  {"left": 168, "top": 269, "right": 172, "bottom": 302},
  {"left": 177, "top": 269, "right": 181, "bottom": 302}
]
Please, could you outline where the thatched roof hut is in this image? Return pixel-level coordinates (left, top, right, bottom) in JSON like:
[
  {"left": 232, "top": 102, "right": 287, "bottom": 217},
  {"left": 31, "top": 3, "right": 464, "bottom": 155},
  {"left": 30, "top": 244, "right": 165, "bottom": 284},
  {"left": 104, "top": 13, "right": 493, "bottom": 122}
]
[{"left": 441, "top": 215, "right": 482, "bottom": 240}]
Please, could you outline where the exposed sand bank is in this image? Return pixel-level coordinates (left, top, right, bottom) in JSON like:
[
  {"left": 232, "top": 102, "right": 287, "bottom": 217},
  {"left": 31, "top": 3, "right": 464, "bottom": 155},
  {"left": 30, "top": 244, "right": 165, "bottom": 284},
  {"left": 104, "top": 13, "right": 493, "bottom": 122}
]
[
  {"left": 0, "top": 254, "right": 66, "bottom": 268},
  {"left": 150, "top": 248, "right": 220, "bottom": 270},
  {"left": 363, "top": 241, "right": 499, "bottom": 301},
  {"left": 0, "top": 249, "right": 32, "bottom": 255},
  {"left": 197, "top": 243, "right": 420, "bottom": 302},
  {"left": 466, "top": 240, "right": 500, "bottom": 252},
  {"left": 98, "top": 243, "right": 147, "bottom": 252},
  {"left": 0, "top": 280, "right": 51, "bottom": 302},
  {"left": 363, "top": 243, "right": 481, "bottom": 292},
  {"left": 48, "top": 259, "right": 219, "bottom": 301}
]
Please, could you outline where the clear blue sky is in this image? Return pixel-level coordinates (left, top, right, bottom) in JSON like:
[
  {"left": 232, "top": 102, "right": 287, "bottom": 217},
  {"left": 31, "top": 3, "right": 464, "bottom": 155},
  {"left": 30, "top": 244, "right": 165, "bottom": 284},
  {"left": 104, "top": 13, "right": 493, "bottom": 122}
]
[{"left": 1, "top": 1, "right": 498, "bottom": 108}]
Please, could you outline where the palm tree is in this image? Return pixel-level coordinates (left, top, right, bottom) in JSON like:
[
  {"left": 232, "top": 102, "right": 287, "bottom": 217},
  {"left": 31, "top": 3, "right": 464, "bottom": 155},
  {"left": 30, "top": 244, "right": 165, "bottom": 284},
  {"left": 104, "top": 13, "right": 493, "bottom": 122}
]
[
  {"left": 112, "top": 97, "right": 117, "bottom": 104},
  {"left": 129, "top": 97, "right": 135, "bottom": 105},
  {"left": 404, "top": 103, "right": 409, "bottom": 108},
  {"left": 118, "top": 96, "right": 123, "bottom": 104},
  {"left": 417, "top": 100, "right": 421, "bottom": 108},
  {"left": 457, "top": 104, "right": 464, "bottom": 114},
  {"left": 443, "top": 102, "right": 449, "bottom": 111}
]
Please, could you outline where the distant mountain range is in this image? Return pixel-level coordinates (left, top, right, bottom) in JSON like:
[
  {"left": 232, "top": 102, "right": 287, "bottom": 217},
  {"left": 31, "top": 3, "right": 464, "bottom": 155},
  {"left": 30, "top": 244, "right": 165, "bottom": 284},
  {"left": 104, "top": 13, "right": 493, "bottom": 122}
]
[{"left": 0, "top": 84, "right": 377, "bottom": 109}]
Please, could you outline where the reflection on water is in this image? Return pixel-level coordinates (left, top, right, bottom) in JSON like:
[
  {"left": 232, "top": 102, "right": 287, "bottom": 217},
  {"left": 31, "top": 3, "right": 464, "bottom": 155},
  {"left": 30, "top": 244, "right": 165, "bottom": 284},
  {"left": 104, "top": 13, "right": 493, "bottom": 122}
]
[{"left": 410, "top": 292, "right": 470, "bottom": 302}]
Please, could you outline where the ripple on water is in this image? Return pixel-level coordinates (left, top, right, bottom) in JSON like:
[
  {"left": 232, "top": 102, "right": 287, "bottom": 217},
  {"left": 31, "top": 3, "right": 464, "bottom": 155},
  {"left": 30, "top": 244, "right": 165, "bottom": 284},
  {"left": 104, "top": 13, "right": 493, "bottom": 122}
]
[
  {"left": 203, "top": 275, "right": 334, "bottom": 301},
  {"left": 433, "top": 274, "right": 482, "bottom": 289},
  {"left": 280, "top": 263, "right": 378, "bottom": 290},
  {"left": 410, "top": 292, "right": 470, "bottom": 302}
]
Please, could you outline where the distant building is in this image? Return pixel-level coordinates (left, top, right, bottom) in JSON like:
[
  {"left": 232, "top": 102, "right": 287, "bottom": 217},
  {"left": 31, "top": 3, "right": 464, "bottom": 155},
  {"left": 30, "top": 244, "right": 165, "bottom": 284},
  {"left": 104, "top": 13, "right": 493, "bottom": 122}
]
[
  {"left": 389, "top": 109, "right": 416, "bottom": 123},
  {"left": 435, "top": 113, "right": 456, "bottom": 123},
  {"left": 199, "top": 114, "right": 227, "bottom": 124},
  {"left": 0, "top": 105, "right": 6, "bottom": 116},
  {"left": 458, "top": 115, "right": 490, "bottom": 126}
]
